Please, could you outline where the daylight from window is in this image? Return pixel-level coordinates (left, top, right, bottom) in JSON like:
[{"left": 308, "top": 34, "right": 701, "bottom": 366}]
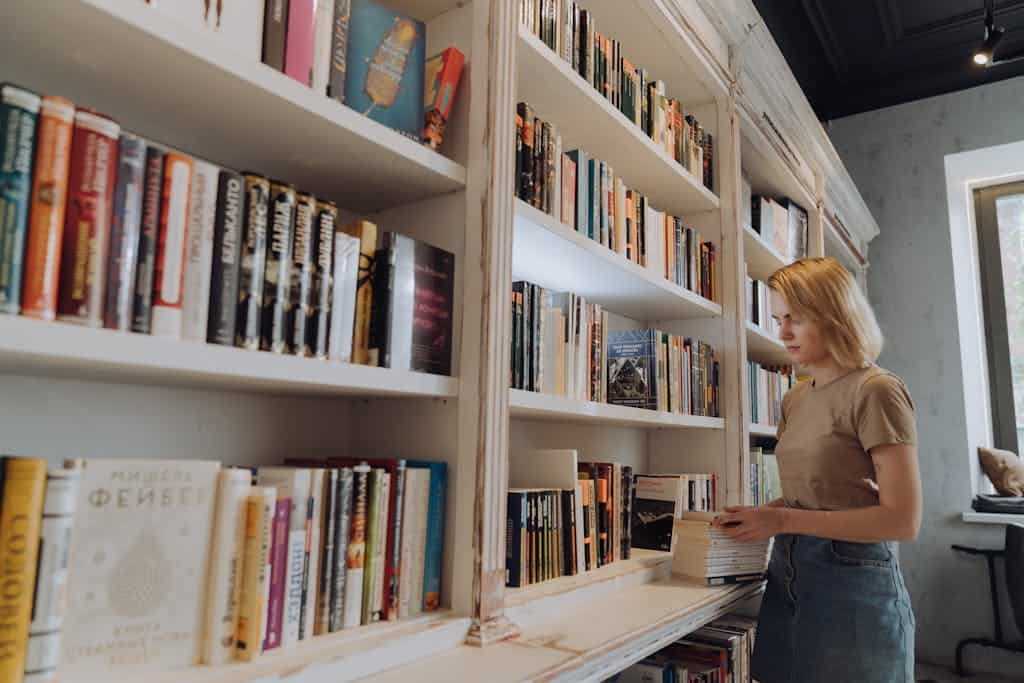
[{"left": 995, "top": 193, "right": 1024, "bottom": 440}]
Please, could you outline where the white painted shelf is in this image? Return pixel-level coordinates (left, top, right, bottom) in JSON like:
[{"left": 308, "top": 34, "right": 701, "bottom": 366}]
[
  {"left": 824, "top": 214, "right": 866, "bottom": 275},
  {"left": 745, "top": 321, "right": 790, "bottom": 366},
  {"left": 0, "top": 0, "right": 466, "bottom": 213},
  {"left": 0, "top": 317, "right": 458, "bottom": 399},
  {"left": 513, "top": 201, "right": 722, "bottom": 321},
  {"left": 739, "top": 110, "right": 817, "bottom": 213},
  {"left": 516, "top": 27, "right": 720, "bottom": 217},
  {"left": 743, "top": 225, "right": 788, "bottom": 282},
  {"left": 748, "top": 423, "right": 778, "bottom": 439},
  {"left": 509, "top": 389, "right": 724, "bottom": 430},
  {"left": 962, "top": 512, "right": 1024, "bottom": 526}
]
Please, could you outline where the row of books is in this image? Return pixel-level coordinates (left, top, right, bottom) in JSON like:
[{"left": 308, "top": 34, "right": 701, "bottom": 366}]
[
  {"left": 510, "top": 281, "right": 720, "bottom": 417},
  {"left": 632, "top": 474, "right": 718, "bottom": 553},
  {"left": 515, "top": 102, "right": 718, "bottom": 303},
  {"left": 0, "top": 455, "right": 446, "bottom": 682},
  {"left": 612, "top": 614, "right": 758, "bottom": 683},
  {"left": 520, "top": 1, "right": 714, "bottom": 191},
  {"left": 0, "top": 85, "right": 455, "bottom": 375},
  {"left": 746, "top": 275, "right": 777, "bottom": 336},
  {"left": 748, "top": 362, "right": 794, "bottom": 427},
  {"left": 740, "top": 179, "right": 808, "bottom": 265},
  {"left": 750, "top": 447, "right": 781, "bottom": 508},
  {"left": 146, "top": 0, "right": 465, "bottom": 148},
  {"left": 672, "top": 513, "right": 771, "bottom": 587}
]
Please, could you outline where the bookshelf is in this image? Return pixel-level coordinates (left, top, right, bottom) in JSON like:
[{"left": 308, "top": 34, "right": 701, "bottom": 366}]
[
  {"left": 0, "top": 0, "right": 883, "bottom": 681},
  {"left": 745, "top": 321, "right": 790, "bottom": 367},
  {"left": 748, "top": 423, "right": 778, "bottom": 439}
]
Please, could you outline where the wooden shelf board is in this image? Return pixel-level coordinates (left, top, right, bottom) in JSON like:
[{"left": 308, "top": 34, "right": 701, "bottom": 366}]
[
  {"left": 0, "top": 317, "right": 458, "bottom": 399},
  {"left": 962, "top": 512, "right": 1024, "bottom": 526},
  {"left": 743, "top": 225, "right": 788, "bottom": 282},
  {"left": 748, "top": 423, "right": 778, "bottom": 438},
  {"left": 745, "top": 322, "right": 791, "bottom": 366},
  {"left": 0, "top": 0, "right": 466, "bottom": 213},
  {"left": 516, "top": 28, "right": 719, "bottom": 217},
  {"left": 509, "top": 389, "right": 725, "bottom": 430},
  {"left": 514, "top": 201, "right": 722, "bottom": 321}
]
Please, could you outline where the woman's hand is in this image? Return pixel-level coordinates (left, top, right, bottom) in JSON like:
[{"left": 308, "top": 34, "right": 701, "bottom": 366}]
[{"left": 711, "top": 505, "right": 789, "bottom": 543}]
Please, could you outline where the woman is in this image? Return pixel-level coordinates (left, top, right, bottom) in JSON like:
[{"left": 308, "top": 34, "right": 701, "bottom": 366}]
[{"left": 713, "top": 257, "right": 921, "bottom": 683}]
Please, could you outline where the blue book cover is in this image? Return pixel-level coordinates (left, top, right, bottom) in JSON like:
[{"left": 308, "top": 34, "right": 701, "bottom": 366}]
[
  {"left": 407, "top": 459, "right": 446, "bottom": 610},
  {"left": 344, "top": 0, "right": 425, "bottom": 141},
  {"left": 0, "top": 84, "right": 40, "bottom": 314},
  {"left": 607, "top": 329, "right": 659, "bottom": 410}
]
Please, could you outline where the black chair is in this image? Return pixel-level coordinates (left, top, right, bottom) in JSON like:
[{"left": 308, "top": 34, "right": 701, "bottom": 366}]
[{"left": 951, "top": 522, "right": 1024, "bottom": 676}]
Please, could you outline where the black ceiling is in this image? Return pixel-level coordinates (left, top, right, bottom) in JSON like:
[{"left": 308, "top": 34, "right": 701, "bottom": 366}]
[{"left": 752, "top": 0, "right": 1024, "bottom": 121}]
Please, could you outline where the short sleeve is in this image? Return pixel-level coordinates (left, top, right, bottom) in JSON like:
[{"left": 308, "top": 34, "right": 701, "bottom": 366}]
[
  {"left": 776, "top": 390, "right": 790, "bottom": 440},
  {"left": 856, "top": 373, "right": 917, "bottom": 451}
]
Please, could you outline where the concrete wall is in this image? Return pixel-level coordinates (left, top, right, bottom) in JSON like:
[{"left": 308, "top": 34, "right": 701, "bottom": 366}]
[{"left": 828, "top": 77, "right": 1024, "bottom": 677}]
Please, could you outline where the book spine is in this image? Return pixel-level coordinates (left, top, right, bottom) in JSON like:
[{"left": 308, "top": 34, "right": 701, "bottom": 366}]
[
  {"left": 312, "top": 0, "right": 336, "bottom": 94},
  {"left": 412, "top": 462, "right": 446, "bottom": 611},
  {"left": 330, "top": 467, "right": 354, "bottom": 631},
  {"left": 0, "top": 458, "right": 47, "bottom": 683},
  {"left": 263, "top": 497, "right": 291, "bottom": 652},
  {"left": 237, "top": 173, "right": 270, "bottom": 349},
  {"left": 342, "top": 463, "right": 368, "bottom": 629},
  {"left": 366, "top": 235, "right": 394, "bottom": 369},
  {"left": 284, "top": 0, "right": 315, "bottom": 85},
  {"left": 21, "top": 96, "right": 73, "bottom": 321},
  {"left": 361, "top": 470, "right": 382, "bottom": 625},
  {"left": 422, "top": 48, "right": 465, "bottom": 150},
  {"left": 327, "top": 232, "right": 358, "bottom": 363},
  {"left": 262, "top": 0, "right": 290, "bottom": 72},
  {"left": 285, "top": 490, "right": 311, "bottom": 646},
  {"left": 310, "top": 201, "right": 336, "bottom": 358},
  {"left": 506, "top": 492, "right": 525, "bottom": 587},
  {"left": 235, "top": 488, "right": 275, "bottom": 662},
  {"left": 385, "top": 461, "right": 405, "bottom": 621},
  {"left": 371, "top": 472, "right": 389, "bottom": 623},
  {"left": 207, "top": 170, "right": 244, "bottom": 345},
  {"left": 301, "top": 470, "right": 323, "bottom": 641},
  {"left": 102, "top": 134, "right": 146, "bottom": 331},
  {"left": 326, "top": 0, "right": 351, "bottom": 102},
  {"left": 0, "top": 85, "right": 40, "bottom": 315},
  {"left": 288, "top": 191, "right": 316, "bottom": 356},
  {"left": 181, "top": 160, "right": 218, "bottom": 341},
  {"left": 344, "top": 221, "right": 378, "bottom": 365},
  {"left": 262, "top": 182, "right": 295, "bottom": 353},
  {"left": 314, "top": 469, "right": 337, "bottom": 636},
  {"left": 151, "top": 152, "right": 194, "bottom": 338},
  {"left": 130, "top": 145, "right": 165, "bottom": 333},
  {"left": 22, "top": 467, "right": 79, "bottom": 683},
  {"left": 56, "top": 110, "right": 120, "bottom": 327}
]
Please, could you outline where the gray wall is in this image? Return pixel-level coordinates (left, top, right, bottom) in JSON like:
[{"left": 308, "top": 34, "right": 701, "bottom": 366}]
[{"left": 829, "top": 77, "right": 1024, "bottom": 677}]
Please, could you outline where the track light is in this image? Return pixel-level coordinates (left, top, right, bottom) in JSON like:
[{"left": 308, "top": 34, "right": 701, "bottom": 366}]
[{"left": 974, "top": 1, "right": 1005, "bottom": 66}]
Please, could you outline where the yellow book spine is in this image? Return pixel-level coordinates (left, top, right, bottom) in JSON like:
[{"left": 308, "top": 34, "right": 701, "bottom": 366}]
[
  {"left": 340, "top": 220, "right": 378, "bottom": 366},
  {"left": 0, "top": 457, "right": 47, "bottom": 683},
  {"left": 235, "top": 488, "right": 274, "bottom": 663}
]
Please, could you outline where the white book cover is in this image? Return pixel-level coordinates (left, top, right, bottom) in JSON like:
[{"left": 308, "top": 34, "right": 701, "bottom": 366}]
[
  {"left": 398, "top": 468, "right": 430, "bottom": 619},
  {"left": 301, "top": 469, "right": 325, "bottom": 640},
  {"left": 328, "top": 232, "right": 360, "bottom": 363},
  {"left": 182, "top": 159, "right": 219, "bottom": 342},
  {"left": 311, "top": 0, "right": 336, "bottom": 94},
  {"left": 150, "top": 0, "right": 265, "bottom": 63},
  {"left": 61, "top": 459, "right": 220, "bottom": 677}
]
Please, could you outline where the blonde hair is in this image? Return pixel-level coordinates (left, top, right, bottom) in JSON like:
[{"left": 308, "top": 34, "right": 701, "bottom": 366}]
[{"left": 767, "top": 257, "right": 882, "bottom": 369}]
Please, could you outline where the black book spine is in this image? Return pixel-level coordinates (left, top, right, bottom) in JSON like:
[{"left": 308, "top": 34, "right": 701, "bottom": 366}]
[
  {"left": 310, "top": 201, "right": 337, "bottom": 358},
  {"left": 315, "top": 468, "right": 336, "bottom": 635},
  {"left": 621, "top": 465, "right": 632, "bottom": 559},
  {"left": 506, "top": 492, "right": 524, "bottom": 587},
  {"left": 131, "top": 145, "right": 165, "bottom": 334},
  {"left": 237, "top": 173, "right": 270, "bottom": 349},
  {"left": 561, "top": 490, "right": 575, "bottom": 576},
  {"left": 367, "top": 233, "right": 395, "bottom": 368},
  {"left": 517, "top": 103, "right": 534, "bottom": 203},
  {"left": 327, "top": 0, "right": 351, "bottom": 101},
  {"left": 261, "top": 182, "right": 295, "bottom": 353},
  {"left": 514, "top": 112, "right": 523, "bottom": 201},
  {"left": 207, "top": 170, "right": 244, "bottom": 345},
  {"left": 262, "top": 0, "right": 290, "bottom": 72},
  {"left": 105, "top": 134, "right": 147, "bottom": 332},
  {"left": 288, "top": 192, "right": 316, "bottom": 356},
  {"left": 523, "top": 282, "right": 533, "bottom": 391}
]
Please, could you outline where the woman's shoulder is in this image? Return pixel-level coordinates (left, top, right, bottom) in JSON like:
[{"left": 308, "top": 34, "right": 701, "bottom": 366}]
[{"left": 854, "top": 365, "right": 914, "bottom": 408}]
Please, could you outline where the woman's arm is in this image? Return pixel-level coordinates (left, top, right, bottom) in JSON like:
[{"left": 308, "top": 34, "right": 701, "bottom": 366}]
[{"left": 714, "top": 443, "right": 922, "bottom": 543}]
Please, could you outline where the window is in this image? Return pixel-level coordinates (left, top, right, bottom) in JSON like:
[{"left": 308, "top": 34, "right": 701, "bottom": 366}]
[{"left": 974, "top": 182, "right": 1024, "bottom": 454}]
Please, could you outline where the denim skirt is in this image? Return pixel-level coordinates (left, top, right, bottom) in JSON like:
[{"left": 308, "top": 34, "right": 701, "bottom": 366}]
[{"left": 751, "top": 534, "right": 915, "bottom": 683}]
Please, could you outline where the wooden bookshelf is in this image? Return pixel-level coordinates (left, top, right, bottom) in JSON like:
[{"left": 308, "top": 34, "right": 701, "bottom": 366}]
[
  {"left": 745, "top": 321, "right": 790, "bottom": 366},
  {"left": 510, "top": 389, "right": 725, "bottom": 430},
  {"left": 743, "top": 225, "right": 788, "bottom": 282},
  {"left": 513, "top": 201, "right": 722, "bottom": 320},
  {"left": 748, "top": 422, "right": 778, "bottom": 438}
]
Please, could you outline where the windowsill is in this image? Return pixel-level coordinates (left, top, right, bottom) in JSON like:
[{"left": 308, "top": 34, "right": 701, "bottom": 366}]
[{"left": 962, "top": 511, "right": 1024, "bottom": 525}]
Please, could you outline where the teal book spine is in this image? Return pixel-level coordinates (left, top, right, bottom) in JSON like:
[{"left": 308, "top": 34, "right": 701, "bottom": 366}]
[
  {"left": 0, "top": 84, "right": 40, "bottom": 314},
  {"left": 407, "top": 460, "right": 446, "bottom": 611}
]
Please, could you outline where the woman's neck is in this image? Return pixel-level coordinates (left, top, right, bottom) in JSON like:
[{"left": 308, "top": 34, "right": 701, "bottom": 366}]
[{"left": 805, "top": 358, "right": 853, "bottom": 387}]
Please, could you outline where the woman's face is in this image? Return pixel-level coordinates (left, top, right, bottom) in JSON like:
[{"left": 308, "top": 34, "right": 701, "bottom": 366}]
[{"left": 769, "top": 289, "right": 830, "bottom": 368}]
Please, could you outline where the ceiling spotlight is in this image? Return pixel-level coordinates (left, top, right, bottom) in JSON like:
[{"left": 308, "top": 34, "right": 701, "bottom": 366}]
[{"left": 973, "top": 0, "right": 1005, "bottom": 66}]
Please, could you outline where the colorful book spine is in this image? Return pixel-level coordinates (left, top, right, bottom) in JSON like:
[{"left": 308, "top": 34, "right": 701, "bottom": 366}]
[
  {"left": 150, "top": 152, "right": 193, "bottom": 338},
  {"left": 261, "top": 181, "right": 295, "bottom": 353},
  {"left": 207, "top": 170, "right": 244, "bottom": 345},
  {"left": 342, "top": 463, "right": 368, "bottom": 629},
  {"left": 339, "top": 220, "right": 377, "bottom": 364},
  {"left": 326, "top": 0, "right": 351, "bottom": 102},
  {"left": 181, "top": 160, "right": 219, "bottom": 341},
  {"left": 23, "top": 465, "right": 80, "bottom": 683},
  {"left": 200, "top": 469, "right": 251, "bottom": 666},
  {"left": 327, "top": 231, "right": 358, "bottom": 363},
  {"left": 237, "top": 173, "right": 270, "bottom": 349},
  {"left": 385, "top": 460, "right": 405, "bottom": 621},
  {"left": 329, "top": 467, "right": 353, "bottom": 632},
  {"left": 102, "top": 134, "right": 147, "bottom": 331},
  {"left": 312, "top": 0, "right": 336, "bottom": 94},
  {"left": 362, "top": 468, "right": 382, "bottom": 625},
  {"left": 235, "top": 487, "right": 275, "bottom": 662},
  {"left": 130, "top": 145, "right": 165, "bottom": 333},
  {"left": 264, "top": 497, "right": 291, "bottom": 652},
  {"left": 284, "top": 0, "right": 315, "bottom": 85},
  {"left": 262, "top": 0, "right": 290, "bottom": 72},
  {"left": 407, "top": 460, "right": 446, "bottom": 610},
  {"left": 300, "top": 469, "right": 323, "bottom": 641},
  {"left": 56, "top": 110, "right": 120, "bottom": 326},
  {"left": 313, "top": 469, "right": 338, "bottom": 636},
  {"left": 0, "top": 85, "right": 40, "bottom": 315},
  {"left": 422, "top": 47, "right": 465, "bottom": 150},
  {"left": 288, "top": 191, "right": 316, "bottom": 356},
  {"left": 310, "top": 201, "right": 336, "bottom": 358},
  {"left": 21, "top": 96, "right": 74, "bottom": 320},
  {"left": 0, "top": 457, "right": 47, "bottom": 683}
]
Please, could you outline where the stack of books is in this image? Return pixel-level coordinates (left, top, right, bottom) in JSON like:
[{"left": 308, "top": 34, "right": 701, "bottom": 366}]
[{"left": 671, "top": 512, "right": 770, "bottom": 586}]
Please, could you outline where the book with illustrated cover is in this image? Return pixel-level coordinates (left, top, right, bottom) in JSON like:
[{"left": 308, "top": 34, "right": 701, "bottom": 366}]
[
  {"left": 0, "top": 84, "right": 39, "bottom": 316},
  {"left": 342, "top": 463, "right": 369, "bottom": 628},
  {"left": 631, "top": 474, "right": 682, "bottom": 552},
  {"left": 607, "top": 329, "right": 659, "bottom": 411},
  {"left": 422, "top": 47, "right": 464, "bottom": 150}
]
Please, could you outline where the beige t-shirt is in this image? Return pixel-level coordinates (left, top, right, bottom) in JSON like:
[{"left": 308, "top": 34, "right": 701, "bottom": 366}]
[{"left": 775, "top": 365, "right": 917, "bottom": 511}]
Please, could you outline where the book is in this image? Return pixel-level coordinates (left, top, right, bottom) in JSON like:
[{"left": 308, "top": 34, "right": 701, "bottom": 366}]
[
  {"left": 309, "top": 201, "right": 337, "bottom": 358},
  {"left": 361, "top": 468, "right": 385, "bottom": 624},
  {"left": 422, "top": 47, "right": 465, "bottom": 150},
  {"left": 300, "top": 468, "right": 324, "bottom": 640},
  {"left": 386, "top": 461, "right": 406, "bottom": 621},
  {"left": 262, "top": 0, "right": 290, "bottom": 72},
  {"left": 57, "top": 109, "right": 120, "bottom": 327},
  {"left": 311, "top": 0, "right": 336, "bottom": 94},
  {"left": 342, "top": 462, "right": 369, "bottom": 628},
  {"left": 607, "top": 329, "right": 659, "bottom": 411},
  {"left": 151, "top": 0, "right": 264, "bottom": 62},
  {"left": 235, "top": 487, "right": 276, "bottom": 662},
  {"left": 207, "top": 170, "right": 245, "bottom": 345},
  {"left": 131, "top": 144, "right": 166, "bottom": 333},
  {"left": 151, "top": 152, "right": 194, "bottom": 338},
  {"left": 237, "top": 173, "right": 270, "bottom": 349},
  {"left": 399, "top": 467, "right": 429, "bottom": 617},
  {"left": 21, "top": 96, "right": 74, "bottom": 321},
  {"left": 312, "top": 469, "right": 337, "bottom": 636},
  {"left": 263, "top": 496, "right": 291, "bottom": 651},
  {"left": 284, "top": 0, "right": 316, "bottom": 85},
  {"left": 326, "top": 0, "right": 352, "bottom": 102},
  {"left": 61, "top": 459, "right": 219, "bottom": 676},
  {"left": 103, "top": 134, "right": 147, "bottom": 331},
  {"left": 261, "top": 182, "right": 295, "bottom": 353},
  {"left": 330, "top": 467, "right": 354, "bottom": 632},
  {"left": 407, "top": 460, "right": 445, "bottom": 610},
  {"left": 327, "top": 230, "right": 359, "bottom": 363},
  {"left": 0, "top": 458, "right": 47, "bottom": 683},
  {"left": 0, "top": 85, "right": 40, "bottom": 315},
  {"left": 339, "top": 220, "right": 377, "bottom": 364},
  {"left": 632, "top": 475, "right": 683, "bottom": 552},
  {"left": 181, "top": 160, "right": 219, "bottom": 341},
  {"left": 288, "top": 192, "right": 317, "bottom": 356},
  {"left": 344, "top": 0, "right": 425, "bottom": 141}
]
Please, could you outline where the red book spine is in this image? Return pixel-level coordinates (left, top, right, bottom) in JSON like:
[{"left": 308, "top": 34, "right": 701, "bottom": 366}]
[
  {"left": 284, "top": 0, "right": 315, "bottom": 85},
  {"left": 264, "top": 497, "right": 291, "bottom": 652},
  {"left": 56, "top": 110, "right": 120, "bottom": 326},
  {"left": 151, "top": 152, "right": 193, "bottom": 338}
]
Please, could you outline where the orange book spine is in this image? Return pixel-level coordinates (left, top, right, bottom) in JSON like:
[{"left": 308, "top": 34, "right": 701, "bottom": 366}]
[
  {"left": 151, "top": 152, "right": 193, "bottom": 338},
  {"left": 0, "top": 457, "right": 47, "bottom": 683}
]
